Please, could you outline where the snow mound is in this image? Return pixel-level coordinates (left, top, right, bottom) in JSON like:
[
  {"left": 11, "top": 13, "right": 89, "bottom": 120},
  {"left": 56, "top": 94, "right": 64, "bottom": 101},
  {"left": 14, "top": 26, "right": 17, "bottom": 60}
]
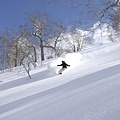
[{"left": 48, "top": 53, "right": 83, "bottom": 74}]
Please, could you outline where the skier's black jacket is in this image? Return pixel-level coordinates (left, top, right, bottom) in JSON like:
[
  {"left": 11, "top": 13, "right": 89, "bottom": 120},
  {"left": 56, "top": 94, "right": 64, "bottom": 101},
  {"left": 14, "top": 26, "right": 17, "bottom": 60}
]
[{"left": 57, "top": 61, "right": 70, "bottom": 68}]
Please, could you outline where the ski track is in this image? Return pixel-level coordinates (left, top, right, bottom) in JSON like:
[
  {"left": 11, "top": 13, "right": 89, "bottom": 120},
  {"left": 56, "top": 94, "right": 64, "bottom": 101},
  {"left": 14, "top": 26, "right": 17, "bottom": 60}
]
[{"left": 0, "top": 67, "right": 120, "bottom": 120}]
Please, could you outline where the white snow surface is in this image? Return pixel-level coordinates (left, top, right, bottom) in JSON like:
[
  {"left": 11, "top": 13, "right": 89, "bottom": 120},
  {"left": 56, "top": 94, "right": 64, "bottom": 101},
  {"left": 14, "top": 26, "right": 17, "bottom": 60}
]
[{"left": 0, "top": 42, "right": 120, "bottom": 120}]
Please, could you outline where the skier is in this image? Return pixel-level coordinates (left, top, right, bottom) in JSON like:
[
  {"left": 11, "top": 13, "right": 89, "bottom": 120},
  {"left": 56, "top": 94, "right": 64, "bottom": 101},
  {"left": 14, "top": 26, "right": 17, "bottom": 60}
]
[{"left": 57, "top": 61, "right": 70, "bottom": 74}]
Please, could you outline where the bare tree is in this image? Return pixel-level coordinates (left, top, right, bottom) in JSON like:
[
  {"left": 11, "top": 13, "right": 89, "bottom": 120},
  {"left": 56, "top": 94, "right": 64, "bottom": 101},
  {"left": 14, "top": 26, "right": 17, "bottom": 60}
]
[
  {"left": 18, "top": 25, "right": 38, "bottom": 66},
  {"left": 0, "top": 30, "right": 14, "bottom": 71},
  {"left": 3, "top": 27, "right": 37, "bottom": 78},
  {"left": 11, "top": 37, "right": 37, "bottom": 79},
  {"left": 41, "top": 0, "right": 120, "bottom": 29},
  {"left": 19, "top": 44, "right": 33, "bottom": 79},
  {"left": 63, "top": 29, "right": 87, "bottom": 52},
  {"left": 43, "top": 23, "right": 65, "bottom": 58},
  {"left": 28, "top": 12, "right": 50, "bottom": 61},
  {"left": 28, "top": 11, "right": 65, "bottom": 61},
  {"left": 109, "top": 6, "right": 120, "bottom": 38}
]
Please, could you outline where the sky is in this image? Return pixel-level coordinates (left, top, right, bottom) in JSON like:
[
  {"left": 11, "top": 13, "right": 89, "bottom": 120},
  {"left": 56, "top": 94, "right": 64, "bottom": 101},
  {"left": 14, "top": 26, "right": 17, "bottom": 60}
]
[
  {"left": 0, "top": 0, "right": 79, "bottom": 32},
  {"left": 0, "top": 0, "right": 110, "bottom": 33},
  {"left": 0, "top": 0, "right": 116, "bottom": 33}
]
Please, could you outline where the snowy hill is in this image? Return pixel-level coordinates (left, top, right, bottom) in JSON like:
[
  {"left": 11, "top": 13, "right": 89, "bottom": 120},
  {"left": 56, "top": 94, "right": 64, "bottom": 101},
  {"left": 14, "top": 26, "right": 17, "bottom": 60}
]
[{"left": 0, "top": 42, "right": 120, "bottom": 120}]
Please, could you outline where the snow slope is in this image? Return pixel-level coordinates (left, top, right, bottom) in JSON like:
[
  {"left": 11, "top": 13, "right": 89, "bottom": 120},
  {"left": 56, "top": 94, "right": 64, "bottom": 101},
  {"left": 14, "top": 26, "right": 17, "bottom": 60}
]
[{"left": 0, "top": 42, "right": 120, "bottom": 120}]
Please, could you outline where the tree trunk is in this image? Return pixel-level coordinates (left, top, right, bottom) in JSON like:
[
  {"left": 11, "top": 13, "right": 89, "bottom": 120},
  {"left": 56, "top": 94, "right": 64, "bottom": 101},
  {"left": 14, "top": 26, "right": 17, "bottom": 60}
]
[{"left": 39, "top": 37, "right": 45, "bottom": 61}]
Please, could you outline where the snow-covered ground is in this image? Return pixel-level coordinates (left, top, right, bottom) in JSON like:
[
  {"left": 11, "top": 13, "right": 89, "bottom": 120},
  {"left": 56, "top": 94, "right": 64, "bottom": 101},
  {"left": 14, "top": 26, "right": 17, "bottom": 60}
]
[{"left": 0, "top": 41, "right": 120, "bottom": 120}]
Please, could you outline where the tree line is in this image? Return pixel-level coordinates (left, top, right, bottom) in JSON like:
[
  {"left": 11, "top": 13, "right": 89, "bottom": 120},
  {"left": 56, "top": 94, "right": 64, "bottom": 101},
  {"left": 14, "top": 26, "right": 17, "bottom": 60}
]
[
  {"left": 0, "top": 12, "right": 89, "bottom": 78},
  {"left": 0, "top": 0, "right": 119, "bottom": 78}
]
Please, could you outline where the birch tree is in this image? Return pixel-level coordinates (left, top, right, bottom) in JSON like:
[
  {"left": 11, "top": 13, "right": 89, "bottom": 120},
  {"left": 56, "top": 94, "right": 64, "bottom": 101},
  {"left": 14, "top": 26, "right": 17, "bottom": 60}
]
[{"left": 28, "top": 12, "right": 65, "bottom": 61}]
